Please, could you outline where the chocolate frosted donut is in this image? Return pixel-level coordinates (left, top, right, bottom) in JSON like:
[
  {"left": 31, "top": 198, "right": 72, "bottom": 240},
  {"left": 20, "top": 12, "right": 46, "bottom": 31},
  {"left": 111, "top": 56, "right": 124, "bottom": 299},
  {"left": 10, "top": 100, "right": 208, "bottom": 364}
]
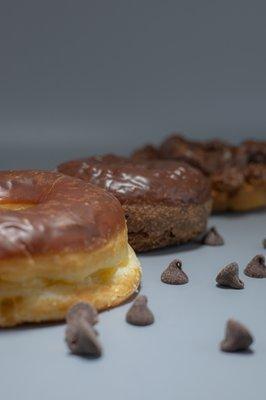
[
  {"left": 58, "top": 155, "right": 212, "bottom": 252},
  {"left": 210, "top": 138, "right": 266, "bottom": 211},
  {"left": 133, "top": 134, "right": 266, "bottom": 212},
  {"left": 0, "top": 170, "right": 141, "bottom": 327},
  {"left": 159, "top": 134, "right": 235, "bottom": 175}
]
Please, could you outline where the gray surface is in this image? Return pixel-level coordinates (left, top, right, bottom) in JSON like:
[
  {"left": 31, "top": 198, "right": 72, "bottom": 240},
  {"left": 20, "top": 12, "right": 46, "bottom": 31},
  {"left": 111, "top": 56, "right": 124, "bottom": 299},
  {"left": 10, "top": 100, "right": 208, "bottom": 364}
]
[
  {"left": 0, "top": 1, "right": 266, "bottom": 398},
  {"left": 0, "top": 211, "right": 265, "bottom": 400},
  {"left": 0, "top": 0, "right": 266, "bottom": 158}
]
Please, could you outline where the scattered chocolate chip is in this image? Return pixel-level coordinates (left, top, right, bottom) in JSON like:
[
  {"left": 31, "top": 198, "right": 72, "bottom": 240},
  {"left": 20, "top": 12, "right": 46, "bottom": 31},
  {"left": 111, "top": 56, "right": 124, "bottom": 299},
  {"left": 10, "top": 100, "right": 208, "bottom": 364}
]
[
  {"left": 201, "top": 226, "right": 224, "bottom": 246},
  {"left": 263, "top": 238, "right": 266, "bottom": 249},
  {"left": 220, "top": 319, "right": 253, "bottom": 352},
  {"left": 161, "top": 259, "right": 189, "bottom": 285},
  {"left": 126, "top": 295, "right": 154, "bottom": 326},
  {"left": 244, "top": 255, "right": 266, "bottom": 278},
  {"left": 66, "top": 302, "right": 98, "bottom": 326},
  {"left": 66, "top": 318, "right": 102, "bottom": 357},
  {"left": 216, "top": 262, "right": 244, "bottom": 289},
  {"left": 65, "top": 302, "right": 102, "bottom": 357}
]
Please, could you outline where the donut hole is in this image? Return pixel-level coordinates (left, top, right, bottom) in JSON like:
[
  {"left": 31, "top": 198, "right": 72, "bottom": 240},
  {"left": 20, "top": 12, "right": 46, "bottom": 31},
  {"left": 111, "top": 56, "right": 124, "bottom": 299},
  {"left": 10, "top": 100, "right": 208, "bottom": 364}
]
[{"left": 0, "top": 203, "right": 35, "bottom": 211}]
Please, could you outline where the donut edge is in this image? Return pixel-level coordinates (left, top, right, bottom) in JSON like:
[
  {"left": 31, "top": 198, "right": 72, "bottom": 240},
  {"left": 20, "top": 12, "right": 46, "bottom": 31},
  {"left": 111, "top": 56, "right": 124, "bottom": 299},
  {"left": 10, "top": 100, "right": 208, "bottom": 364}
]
[
  {"left": 124, "top": 199, "right": 212, "bottom": 252},
  {"left": 0, "top": 246, "right": 141, "bottom": 327},
  {"left": 212, "top": 182, "right": 266, "bottom": 212}
]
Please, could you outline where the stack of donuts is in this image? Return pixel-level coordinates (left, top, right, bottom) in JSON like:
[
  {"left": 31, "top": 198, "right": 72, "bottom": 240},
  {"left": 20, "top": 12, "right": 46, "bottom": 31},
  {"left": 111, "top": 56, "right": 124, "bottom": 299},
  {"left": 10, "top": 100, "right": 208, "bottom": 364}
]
[{"left": 0, "top": 134, "right": 265, "bottom": 327}]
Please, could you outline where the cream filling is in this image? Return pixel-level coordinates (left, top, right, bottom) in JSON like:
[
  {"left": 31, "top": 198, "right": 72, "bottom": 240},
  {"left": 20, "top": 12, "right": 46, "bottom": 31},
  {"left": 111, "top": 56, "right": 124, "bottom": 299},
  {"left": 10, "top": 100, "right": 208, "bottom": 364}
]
[
  {"left": 0, "top": 246, "right": 141, "bottom": 326},
  {"left": 0, "top": 245, "right": 140, "bottom": 300},
  {"left": 0, "top": 231, "right": 131, "bottom": 298}
]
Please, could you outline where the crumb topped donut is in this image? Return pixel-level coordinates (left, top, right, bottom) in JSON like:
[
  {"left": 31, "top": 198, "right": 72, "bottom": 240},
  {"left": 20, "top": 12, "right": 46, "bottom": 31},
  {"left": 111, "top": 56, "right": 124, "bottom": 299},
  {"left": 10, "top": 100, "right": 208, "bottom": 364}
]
[
  {"left": 216, "top": 139, "right": 266, "bottom": 211},
  {"left": 0, "top": 170, "right": 141, "bottom": 327},
  {"left": 58, "top": 155, "right": 212, "bottom": 252},
  {"left": 159, "top": 134, "right": 235, "bottom": 175},
  {"left": 133, "top": 135, "right": 266, "bottom": 212}
]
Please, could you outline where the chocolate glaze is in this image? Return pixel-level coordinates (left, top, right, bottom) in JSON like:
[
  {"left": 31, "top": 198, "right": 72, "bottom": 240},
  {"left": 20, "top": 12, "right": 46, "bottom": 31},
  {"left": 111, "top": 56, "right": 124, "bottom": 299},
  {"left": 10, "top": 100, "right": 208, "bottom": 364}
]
[
  {"left": 58, "top": 155, "right": 211, "bottom": 206},
  {"left": 159, "top": 134, "right": 236, "bottom": 174},
  {"left": 0, "top": 171, "right": 124, "bottom": 258},
  {"left": 136, "top": 135, "right": 266, "bottom": 193},
  {"left": 236, "top": 140, "right": 266, "bottom": 165},
  {"left": 211, "top": 166, "right": 244, "bottom": 193},
  {"left": 131, "top": 145, "right": 161, "bottom": 161},
  {"left": 244, "top": 163, "right": 266, "bottom": 182}
]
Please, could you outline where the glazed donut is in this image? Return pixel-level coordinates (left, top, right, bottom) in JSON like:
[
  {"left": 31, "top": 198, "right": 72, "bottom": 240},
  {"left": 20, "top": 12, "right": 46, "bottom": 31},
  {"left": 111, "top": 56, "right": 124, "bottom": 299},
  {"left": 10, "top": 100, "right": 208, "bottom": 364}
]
[
  {"left": 58, "top": 155, "right": 212, "bottom": 252},
  {"left": 0, "top": 171, "right": 141, "bottom": 327},
  {"left": 159, "top": 134, "right": 238, "bottom": 176},
  {"left": 133, "top": 135, "right": 266, "bottom": 212}
]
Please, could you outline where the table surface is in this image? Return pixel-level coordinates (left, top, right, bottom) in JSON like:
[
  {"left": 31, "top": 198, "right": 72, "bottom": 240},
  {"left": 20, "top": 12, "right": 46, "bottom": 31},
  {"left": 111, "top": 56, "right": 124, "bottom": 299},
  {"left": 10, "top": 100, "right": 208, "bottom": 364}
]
[{"left": 0, "top": 211, "right": 265, "bottom": 400}]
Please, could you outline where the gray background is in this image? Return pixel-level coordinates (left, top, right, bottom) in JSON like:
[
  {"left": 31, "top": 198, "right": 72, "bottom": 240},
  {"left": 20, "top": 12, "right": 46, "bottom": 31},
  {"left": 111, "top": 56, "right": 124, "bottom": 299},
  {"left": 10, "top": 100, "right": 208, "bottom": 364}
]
[
  {"left": 0, "top": 0, "right": 265, "bottom": 170},
  {"left": 0, "top": 2, "right": 266, "bottom": 400}
]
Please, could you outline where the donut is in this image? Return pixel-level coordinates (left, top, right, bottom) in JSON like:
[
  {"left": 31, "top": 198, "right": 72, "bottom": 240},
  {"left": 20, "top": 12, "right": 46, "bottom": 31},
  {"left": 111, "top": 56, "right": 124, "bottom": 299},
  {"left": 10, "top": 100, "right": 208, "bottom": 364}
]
[
  {"left": 211, "top": 163, "right": 266, "bottom": 212},
  {"left": 159, "top": 135, "right": 235, "bottom": 175},
  {"left": 133, "top": 135, "right": 266, "bottom": 212},
  {"left": 0, "top": 171, "right": 141, "bottom": 327},
  {"left": 58, "top": 155, "right": 212, "bottom": 252}
]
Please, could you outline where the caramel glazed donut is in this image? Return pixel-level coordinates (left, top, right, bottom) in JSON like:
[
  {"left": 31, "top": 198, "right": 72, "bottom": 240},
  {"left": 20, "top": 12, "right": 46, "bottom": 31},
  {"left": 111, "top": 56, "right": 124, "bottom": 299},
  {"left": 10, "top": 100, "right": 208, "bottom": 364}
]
[
  {"left": 58, "top": 156, "right": 212, "bottom": 252},
  {"left": 132, "top": 135, "right": 266, "bottom": 212},
  {"left": 0, "top": 171, "right": 141, "bottom": 327}
]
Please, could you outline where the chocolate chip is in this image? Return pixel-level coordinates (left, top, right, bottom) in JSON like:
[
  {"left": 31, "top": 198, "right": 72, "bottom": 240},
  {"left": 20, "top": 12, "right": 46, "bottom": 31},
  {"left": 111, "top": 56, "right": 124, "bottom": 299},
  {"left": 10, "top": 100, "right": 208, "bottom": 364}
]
[
  {"left": 65, "top": 318, "right": 102, "bottom": 357},
  {"left": 263, "top": 238, "right": 266, "bottom": 249},
  {"left": 161, "top": 259, "right": 189, "bottom": 285},
  {"left": 201, "top": 226, "right": 224, "bottom": 246},
  {"left": 216, "top": 262, "right": 244, "bottom": 289},
  {"left": 66, "top": 302, "right": 98, "bottom": 326},
  {"left": 244, "top": 255, "right": 266, "bottom": 278},
  {"left": 65, "top": 302, "right": 102, "bottom": 357},
  {"left": 126, "top": 295, "right": 154, "bottom": 326},
  {"left": 220, "top": 319, "right": 253, "bottom": 352}
]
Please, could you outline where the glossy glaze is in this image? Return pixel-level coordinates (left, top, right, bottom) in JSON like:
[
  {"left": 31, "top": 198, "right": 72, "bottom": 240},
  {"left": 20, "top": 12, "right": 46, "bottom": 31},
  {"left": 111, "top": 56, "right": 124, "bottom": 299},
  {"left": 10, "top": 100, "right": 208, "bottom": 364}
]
[
  {"left": 0, "top": 171, "right": 124, "bottom": 258},
  {"left": 58, "top": 155, "right": 211, "bottom": 206}
]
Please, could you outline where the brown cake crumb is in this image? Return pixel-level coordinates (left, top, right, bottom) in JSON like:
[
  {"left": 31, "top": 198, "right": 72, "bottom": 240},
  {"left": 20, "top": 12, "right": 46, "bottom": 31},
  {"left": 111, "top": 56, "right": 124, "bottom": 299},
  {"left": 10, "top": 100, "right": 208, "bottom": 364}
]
[
  {"left": 244, "top": 255, "right": 266, "bottom": 278},
  {"left": 216, "top": 262, "right": 244, "bottom": 289},
  {"left": 126, "top": 295, "right": 154, "bottom": 326},
  {"left": 220, "top": 319, "right": 253, "bottom": 352},
  {"left": 65, "top": 302, "right": 102, "bottom": 357},
  {"left": 201, "top": 226, "right": 224, "bottom": 246},
  {"left": 212, "top": 167, "right": 244, "bottom": 192},
  {"left": 161, "top": 259, "right": 189, "bottom": 285}
]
